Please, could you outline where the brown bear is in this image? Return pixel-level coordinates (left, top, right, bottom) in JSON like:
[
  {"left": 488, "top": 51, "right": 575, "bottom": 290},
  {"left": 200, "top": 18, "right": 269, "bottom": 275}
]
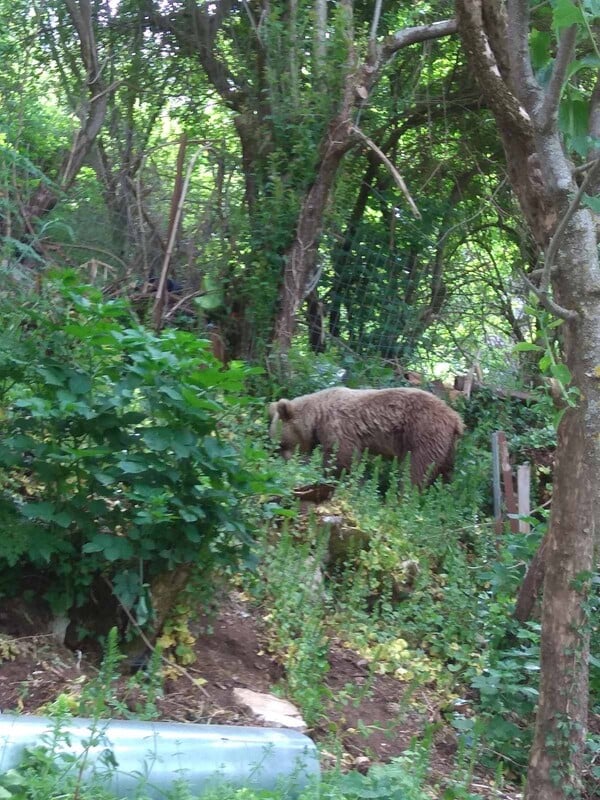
[{"left": 268, "top": 387, "right": 464, "bottom": 488}]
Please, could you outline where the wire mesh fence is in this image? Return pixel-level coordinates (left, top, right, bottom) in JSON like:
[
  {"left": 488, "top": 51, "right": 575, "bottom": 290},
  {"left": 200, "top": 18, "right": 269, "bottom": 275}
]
[{"left": 2, "top": 138, "right": 523, "bottom": 388}]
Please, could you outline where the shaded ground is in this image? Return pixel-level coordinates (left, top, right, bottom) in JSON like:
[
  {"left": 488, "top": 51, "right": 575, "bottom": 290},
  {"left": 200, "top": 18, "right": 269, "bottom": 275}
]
[{"left": 0, "top": 593, "right": 521, "bottom": 798}]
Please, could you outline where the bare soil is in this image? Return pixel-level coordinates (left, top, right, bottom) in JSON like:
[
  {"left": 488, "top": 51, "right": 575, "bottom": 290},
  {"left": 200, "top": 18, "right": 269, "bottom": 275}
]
[{"left": 0, "top": 592, "right": 524, "bottom": 798}]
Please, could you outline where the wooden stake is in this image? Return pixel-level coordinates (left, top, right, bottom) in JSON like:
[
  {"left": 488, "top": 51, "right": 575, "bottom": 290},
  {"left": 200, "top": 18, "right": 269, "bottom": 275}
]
[
  {"left": 517, "top": 463, "right": 531, "bottom": 533},
  {"left": 491, "top": 432, "right": 503, "bottom": 535},
  {"left": 497, "top": 431, "right": 519, "bottom": 534}
]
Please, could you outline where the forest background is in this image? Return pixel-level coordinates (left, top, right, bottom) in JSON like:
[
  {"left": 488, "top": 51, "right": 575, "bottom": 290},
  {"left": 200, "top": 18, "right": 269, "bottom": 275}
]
[{"left": 1, "top": 2, "right": 600, "bottom": 800}]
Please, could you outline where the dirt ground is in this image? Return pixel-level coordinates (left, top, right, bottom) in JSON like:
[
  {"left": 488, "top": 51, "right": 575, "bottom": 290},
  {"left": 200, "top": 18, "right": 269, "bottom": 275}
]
[{"left": 0, "top": 592, "right": 523, "bottom": 798}]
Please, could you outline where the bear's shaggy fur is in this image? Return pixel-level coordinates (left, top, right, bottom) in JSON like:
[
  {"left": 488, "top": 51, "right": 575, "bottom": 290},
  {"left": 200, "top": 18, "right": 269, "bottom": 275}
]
[{"left": 269, "top": 387, "right": 464, "bottom": 487}]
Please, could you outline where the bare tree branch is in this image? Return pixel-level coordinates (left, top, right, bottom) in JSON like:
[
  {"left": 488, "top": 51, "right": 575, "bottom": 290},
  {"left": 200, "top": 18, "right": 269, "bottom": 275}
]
[
  {"left": 369, "top": 0, "right": 383, "bottom": 43},
  {"left": 506, "top": 0, "right": 541, "bottom": 110},
  {"left": 416, "top": 170, "right": 475, "bottom": 325},
  {"left": 13, "top": 0, "right": 117, "bottom": 234},
  {"left": 528, "top": 265, "right": 558, "bottom": 281},
  {"left": 315, "top": 0, "right": 327, "bottom": 66},
  {"left": 303, "top": 263, "right": 325, "bottom": 298},
  {"left": 538, "top": 25, "right": 578, "bottom": 132},
  {"left": 480, "top": 2, "right": 511, "bottom": 79},
  {"left": 153, "top": 147, "right": 202, "bottom": 331},
  {"left": 383, "top": 19, "right": 458, "bottom": 59},
  {"left": 455, "top": 1, "right": 533, "bottom": 138},
  {"left": 275, "top": 12, "right": 462, "bottom": 350},
  {"left": 351, "top": 126, "right": 421, "bottom": 218},
  {"left": 146, "top": 0, "right": 243, "bottom": 107},
  {"left": 519, "top": 270, "right": 578, "bottom": 320},
  {"left": 164, "top": 290, "right": 206, "bottom": 320},
  {"left": 241, "top": 0, "right": 261, "bottom": 41}
]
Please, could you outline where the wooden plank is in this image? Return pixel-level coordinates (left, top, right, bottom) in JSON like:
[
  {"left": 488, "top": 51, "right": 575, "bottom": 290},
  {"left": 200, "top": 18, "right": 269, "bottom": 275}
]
[
  {"left": 491, "top": 432, "right": 503, "bottom": 535},
  {"left": 498, "top": 431, "right": 520, "bottom": 534},
  {"left": 517, "top": 464, "right": 531, "bottom": 534},
  {"left": 462, "top": 350, "right": 482, "bottom": 400}
]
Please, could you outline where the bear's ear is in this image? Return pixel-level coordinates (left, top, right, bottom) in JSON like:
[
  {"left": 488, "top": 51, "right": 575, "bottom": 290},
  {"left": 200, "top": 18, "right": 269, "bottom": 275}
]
[{"left": 276, "top": 399, "right": 294, "bottom": 421}]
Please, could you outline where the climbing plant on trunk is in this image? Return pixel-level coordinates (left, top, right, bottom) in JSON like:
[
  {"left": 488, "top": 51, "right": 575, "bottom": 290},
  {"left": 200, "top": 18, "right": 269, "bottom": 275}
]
[{"left": 455, "top": 2, "right": 600, "bottom": 799}]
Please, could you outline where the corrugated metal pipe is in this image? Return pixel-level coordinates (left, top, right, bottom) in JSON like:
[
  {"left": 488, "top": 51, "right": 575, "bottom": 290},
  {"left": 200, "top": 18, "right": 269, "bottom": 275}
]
[{"left": 0, "top": 715, "right": 320, "bottom": 798}]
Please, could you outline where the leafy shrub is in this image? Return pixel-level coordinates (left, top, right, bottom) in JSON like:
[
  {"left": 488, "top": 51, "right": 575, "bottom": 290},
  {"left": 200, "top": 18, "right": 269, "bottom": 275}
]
[
  {"left": 0, "top": 272, "right": 265, "bottom": 634},
  {"left": 262, "top": 342, "right": 350, "bottom": 400},
  {"left": 459, "top": 387, "right": 555, "bottom": 456},
  {"left": 247, "top": 522, "right": 332, "bottom": 726}
]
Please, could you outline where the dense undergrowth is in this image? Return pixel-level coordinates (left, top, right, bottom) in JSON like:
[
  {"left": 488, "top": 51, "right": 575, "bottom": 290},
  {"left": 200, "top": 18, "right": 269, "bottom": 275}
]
[
  {"left": 247, "top": 446, "right": 541, "bottom": 771},
  {"left": 245, "top": 374, "right": 599, "bottom": 793},
  {"left": 0, "top": 275, "right": 598, "bottom": 798}
]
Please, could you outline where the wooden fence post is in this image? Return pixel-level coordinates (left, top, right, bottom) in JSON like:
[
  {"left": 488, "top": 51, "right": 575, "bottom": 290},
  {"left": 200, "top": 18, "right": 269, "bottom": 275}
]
[
  {"left": 491, "top": 431, "right": 522, "bottom": 534},
  {"left": 517, "top": 464, "right": 531, "bottom": 533},
  {"left": 491, "top": 432, "right": 503, "bottom": 535},
  {"left": 498, "top": 431, "right": 520, "bottom": 533}
]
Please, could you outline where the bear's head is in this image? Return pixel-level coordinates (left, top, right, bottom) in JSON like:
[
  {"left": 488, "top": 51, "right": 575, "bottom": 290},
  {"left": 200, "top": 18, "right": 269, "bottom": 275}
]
[{"left": 268, "top": 398, "right": 313, "bottom": 460}]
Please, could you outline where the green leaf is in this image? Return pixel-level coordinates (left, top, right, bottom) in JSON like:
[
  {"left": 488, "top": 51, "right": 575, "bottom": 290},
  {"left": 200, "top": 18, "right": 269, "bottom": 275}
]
[
  {"left": 142, "top": 427, "right": 173, "bottom": 452},
  {"left": 83, "top": 533, "right": 134, "bottom": 561},
  {"left": 52, "top": 511, "right": 73, "bottom": 528},
  {"left": 117, "top": 459, "right": 147, "bottom": 474},
  {"left": 513, "top": 342, "right": 543, "bottom": 352},
  {"left": 170, "top": 429, "right": 196, "bottom": 458},
  {"left": 582, "top": 193, "right": 600, "bottom": 212},
  {"left": 135, "top": 594, "right": 151, "bottom": 626},
  {"left": 0, "top": 769, "right": 28, "bottom": 788},
  {"left": 182, "top": 524, "right": 202, "bottom": 540},
  {"left": 559, "top": 94, "right": 590, "bottom": 157},
  {"left": 530, "top": 30, "right": 552, "bottom": 70},
  {"left": 119, "top": 411, "right": 147, "bottom": 426},
  {"left": 36, "top": 366, "right": 66, "bottom": 386},
  {"left": 539, "top": 353, "right": 552, "bottom": 372},
  {"left": 550, "top": 362, "right": 572, "bottom": 384},
  {"left": 68, "top": 372, "right": 92, "bottom": 395},
  {"left": 583, "top": 0, "right": 600, "bottom": 18},
  {"left": 553, "top": 0, "right": 584, "bottom": 28},
  {"left": 112, "top": 570, "right": 142, "bottom": 607},
  {"left": 451, "top": 716, "right": 475, "bottom": 732},
  {"left": 567, "top": 54, "right": 600, "bottom": 78},
  {"left": 158, "top": 385, "right": 183, "bottom": 401},
  {"left": 195, "top": 274, "right": 223, "bottom": 310},
  {"left": 91, "top": 470, "right": 116, "bottom": 486},
  {"left": 21, "top": 501, "right": 56, "bottom": 522},
  {"left": 519, "top": 686, "right": 540, "bottom": 698},
  {"left": 180, "top": 387, "right": 221, "bottom": 412},
  {"left": 179, "top": 508, "right": 199, "bottom": 523}
]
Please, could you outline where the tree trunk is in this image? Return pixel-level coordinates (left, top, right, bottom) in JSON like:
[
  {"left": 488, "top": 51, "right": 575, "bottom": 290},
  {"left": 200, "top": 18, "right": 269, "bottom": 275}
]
[
  {"left": 18, "top": 0, "right": 114, "bottom": 235},
  {"left": 455, "top": 4, "right": 600, "bottom": 797},
  {"left": 527, "top": 404, "right": 592, "bottom": 797},
  {"left": 523, "top": 194, "right": 599, "bottom": 800},
  {"left": 513, "top": 537, "right": 546, "bottom": 624},
  {"left": 306, "top": 289, "right": 326, "bottom": 353},
  {"left": 271, "top": 15, "right": 458, "bottom": 352},
  {"left": 273, "top": 118, "right": 354, "bottom": 351}
]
